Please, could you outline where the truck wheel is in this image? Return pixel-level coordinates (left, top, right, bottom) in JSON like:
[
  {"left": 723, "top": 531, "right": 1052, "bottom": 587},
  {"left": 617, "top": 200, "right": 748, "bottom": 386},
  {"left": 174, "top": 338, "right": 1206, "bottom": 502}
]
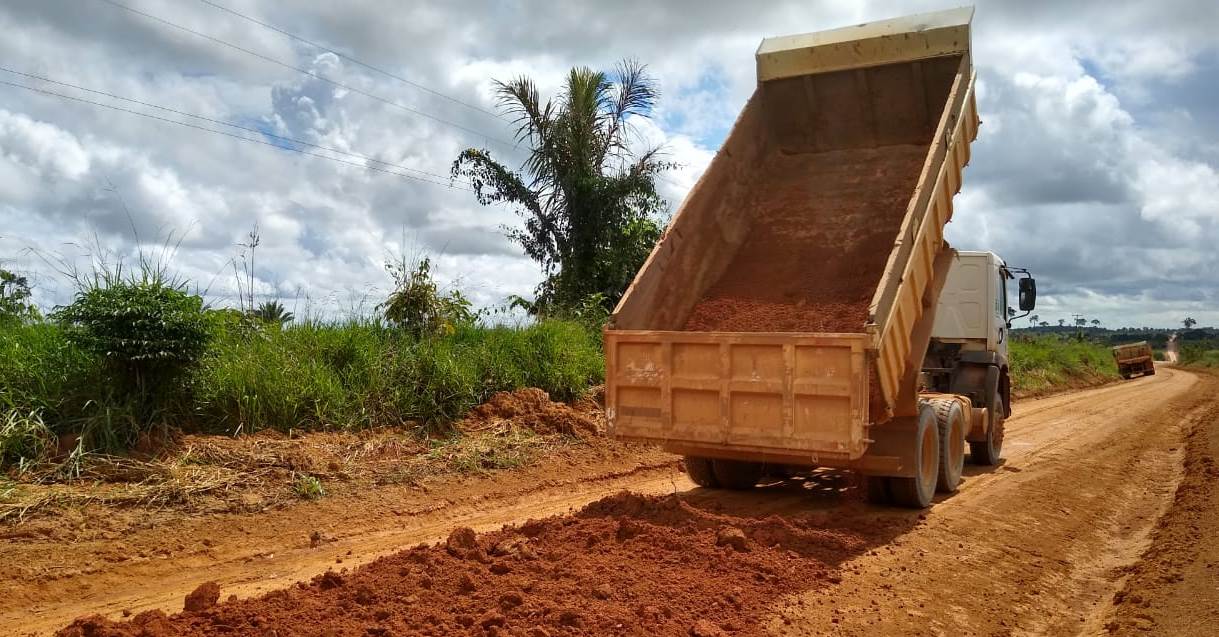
[
  {"left": 683, "top": 456, "right": 719, "bottom": 488},
  {"left": 932, "top": 400, "right": 966, "bottom": 493},
  {"left": 970, "top": 386, "right": 1005, "bottom": 466},
  {"left": 888, "top": 405, "right": 940, "bottom": 509},
  {"left": 711, "top": 459, "right": 763, "bottom": 490}
]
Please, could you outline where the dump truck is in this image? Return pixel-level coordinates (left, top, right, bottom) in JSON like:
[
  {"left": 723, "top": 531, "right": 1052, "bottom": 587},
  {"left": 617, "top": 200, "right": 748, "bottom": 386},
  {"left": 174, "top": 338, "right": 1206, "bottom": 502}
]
[
  {"left": 1112, "top": 342, "right": 1155, "bottom": 379},
  {"left": 604, "top": 7, "right": 1038, "bottom": 508}
]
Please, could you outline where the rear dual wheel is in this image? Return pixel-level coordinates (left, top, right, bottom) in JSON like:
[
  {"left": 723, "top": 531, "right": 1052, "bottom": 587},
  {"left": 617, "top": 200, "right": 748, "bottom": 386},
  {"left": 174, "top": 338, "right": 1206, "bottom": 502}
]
[
  {"left": 682, "top": 456, "right": 763, "bottom": 490},
  {"left": 933, "top": 400, "right": 966, "bottom": 493},
  {"left": 868, "top": 405, "right": 941, "bottom": 509}
]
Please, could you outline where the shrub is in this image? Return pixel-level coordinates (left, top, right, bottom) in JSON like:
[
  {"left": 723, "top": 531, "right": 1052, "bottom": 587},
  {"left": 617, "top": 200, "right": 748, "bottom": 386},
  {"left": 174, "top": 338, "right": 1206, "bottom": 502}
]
[
  {"left": 52, "top": 266, "right": 212, "bottom": 447},
  {"left": 380, "top": 256, "right": 475, "bottom": 336},
  {"left": 55, "top": 277, "right": 212, "bottom": 382}
]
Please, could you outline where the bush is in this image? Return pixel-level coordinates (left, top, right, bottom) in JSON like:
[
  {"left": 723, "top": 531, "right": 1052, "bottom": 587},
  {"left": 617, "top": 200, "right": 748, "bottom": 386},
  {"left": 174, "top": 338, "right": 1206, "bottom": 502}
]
[
  {"left": 55, "top": 277, "right": 212, "bottom": 381},
  {"left": 380, "top": 256, "right": 475, "bottom": 336},
  {"left": 49, "top": 267, "right": 212, "bottom": 448}
]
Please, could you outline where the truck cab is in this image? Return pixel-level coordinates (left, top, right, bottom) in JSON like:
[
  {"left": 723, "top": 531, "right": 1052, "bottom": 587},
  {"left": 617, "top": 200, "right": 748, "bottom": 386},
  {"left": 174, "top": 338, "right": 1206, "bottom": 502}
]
[
  {"left": 932, "top": 251, "right": 1012, "bottom": 360},
  {"left": 922, "top": 250, "right": 1036, "bottom": 465}
]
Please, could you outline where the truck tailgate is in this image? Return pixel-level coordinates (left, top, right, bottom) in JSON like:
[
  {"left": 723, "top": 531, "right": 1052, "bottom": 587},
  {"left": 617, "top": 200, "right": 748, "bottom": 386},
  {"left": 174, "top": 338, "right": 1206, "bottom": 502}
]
[{"left": 605, "top": 330, "right": 870, "bottom": 463}]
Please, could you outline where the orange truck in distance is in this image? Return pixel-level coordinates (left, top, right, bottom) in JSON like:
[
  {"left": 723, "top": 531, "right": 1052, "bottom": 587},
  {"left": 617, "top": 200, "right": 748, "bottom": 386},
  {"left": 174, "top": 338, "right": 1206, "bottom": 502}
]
[{"left": 1112, "top": 342, "right": 1155, "bottom": 379}]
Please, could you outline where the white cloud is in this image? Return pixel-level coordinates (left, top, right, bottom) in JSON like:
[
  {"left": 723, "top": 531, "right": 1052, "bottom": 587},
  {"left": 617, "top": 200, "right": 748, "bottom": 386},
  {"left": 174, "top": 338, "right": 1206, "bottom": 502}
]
[{"left": 0, "top": 0, "right": 1216, "bottom": 327}]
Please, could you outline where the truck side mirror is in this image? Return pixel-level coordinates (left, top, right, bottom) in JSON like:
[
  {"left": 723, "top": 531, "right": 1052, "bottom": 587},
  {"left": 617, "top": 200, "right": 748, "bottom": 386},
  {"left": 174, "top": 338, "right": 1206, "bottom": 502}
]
[{"left": 1019, "top": 278, "right": 1037, "bottom": 311}]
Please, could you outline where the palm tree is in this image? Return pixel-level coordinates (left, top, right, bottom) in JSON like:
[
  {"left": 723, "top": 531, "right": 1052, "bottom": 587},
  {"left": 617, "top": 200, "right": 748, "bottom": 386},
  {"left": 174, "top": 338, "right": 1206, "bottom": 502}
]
[
  {"left": 251, "top": 300, "right": 293, "bottom": 325},
  {"left": 1183, "top": 317, "right": 1197, "bottom": 329},
  {"left": 1090, "top": 319, "right": 1101, "bottom": 328},
  {"left": 452, "top": 60, "right": 672, "bottom": 312},
  {"left": 1028, "top": 314, "right": 1039, "bottom": 327},
  {"left": 1058, "top": 319, "right": 1066, "bottom": 327},
  {"left": 1039, "top": 321, "right": 1049, "bottom": 327}
]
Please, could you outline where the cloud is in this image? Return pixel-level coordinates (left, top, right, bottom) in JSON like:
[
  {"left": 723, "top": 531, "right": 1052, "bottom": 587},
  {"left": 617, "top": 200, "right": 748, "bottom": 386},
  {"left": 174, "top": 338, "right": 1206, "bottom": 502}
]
[{"left": 0, "top": 0, "right": 1217, "bottom": 327}]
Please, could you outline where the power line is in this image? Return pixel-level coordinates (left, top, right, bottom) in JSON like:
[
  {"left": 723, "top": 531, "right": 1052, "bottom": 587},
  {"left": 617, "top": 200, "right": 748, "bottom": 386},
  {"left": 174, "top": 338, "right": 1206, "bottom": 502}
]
[
  {"left": 193, "top": 0, "right": 504, "bottom": 122},
  {"left": 0, "top": 65, "right": 467, "bottom": 186},
  {"left": 0, "top": 78, "right": 472, "bottom": 192},
  {"left": 95, "top": 0, "right": 519, "bottom": 152}
]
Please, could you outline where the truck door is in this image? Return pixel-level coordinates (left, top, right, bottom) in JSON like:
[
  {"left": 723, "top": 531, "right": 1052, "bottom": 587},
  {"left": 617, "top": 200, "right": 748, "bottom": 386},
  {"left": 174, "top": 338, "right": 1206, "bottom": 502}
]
[{"left": 993, "top": 259, "right": 1009, "bottom": 360}]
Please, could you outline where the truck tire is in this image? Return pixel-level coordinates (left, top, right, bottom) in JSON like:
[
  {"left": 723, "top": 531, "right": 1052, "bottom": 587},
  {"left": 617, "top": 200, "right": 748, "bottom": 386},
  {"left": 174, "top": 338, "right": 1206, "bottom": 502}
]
[
  {"left": 683, "top": 456, "right": 719, "bottom": 488},
  {"left": 970, "top": 380, "right": 1005, "bottom": 466},
  {"left": 888, "top": 405, "right": 940, "bottom": 509},
  {"left": 712, "top": 459, "right": 763, "bottom": 490},
  {"left": 931, "top": 400, "right": 966, "bottom": 493}
]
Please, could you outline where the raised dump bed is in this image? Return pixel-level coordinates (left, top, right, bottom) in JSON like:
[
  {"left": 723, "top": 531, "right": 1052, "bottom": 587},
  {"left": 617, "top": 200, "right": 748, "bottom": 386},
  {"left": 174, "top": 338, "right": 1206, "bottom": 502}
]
[{"left": 606, "top": 8, "right": 980, "bottom": 468}]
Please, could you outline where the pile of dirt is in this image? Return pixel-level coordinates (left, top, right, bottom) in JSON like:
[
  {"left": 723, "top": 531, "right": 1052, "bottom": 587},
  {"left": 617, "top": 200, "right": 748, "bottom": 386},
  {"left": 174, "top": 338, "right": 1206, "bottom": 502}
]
[
  {"left": 464, "top": 388, "right": 601, "bottom": 437},
  {"left": 684, "top": 144, "right": 928, "bottom": 333},
  {"left": 57, "top": 491, "right": 887, "bottom": 637}
]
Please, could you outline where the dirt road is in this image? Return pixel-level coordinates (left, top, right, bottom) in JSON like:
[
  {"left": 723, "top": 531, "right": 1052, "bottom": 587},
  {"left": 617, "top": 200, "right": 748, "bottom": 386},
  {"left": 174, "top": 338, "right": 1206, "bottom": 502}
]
[
  {"left": 770, "top": 366, "right": 1208, "bottom": 636},
  {"left": 11, "top": 367, "right": 1216, "bottom": 636}
]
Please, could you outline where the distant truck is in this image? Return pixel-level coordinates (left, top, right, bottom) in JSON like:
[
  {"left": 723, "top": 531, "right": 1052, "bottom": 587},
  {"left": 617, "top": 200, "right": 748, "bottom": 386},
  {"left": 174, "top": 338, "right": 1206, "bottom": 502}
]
[
  {"left": 1112, "top": 342, "right": 1155, "bottom": 379},
  {"left": 603, "top": 8, "right": 1038, "bottom": 509}
]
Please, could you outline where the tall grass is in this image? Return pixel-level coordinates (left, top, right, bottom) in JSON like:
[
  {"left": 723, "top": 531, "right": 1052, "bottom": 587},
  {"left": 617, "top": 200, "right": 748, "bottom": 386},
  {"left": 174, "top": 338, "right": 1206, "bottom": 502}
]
[
  {"left": 1009, "top": 336, "right": 1120, "bottom": 396},
  {"left": 1179, "top": 343, "right": 1219, "bottom": 368},
  {"left": 0, "top": 317, "right": 603, "bottom": 453}
]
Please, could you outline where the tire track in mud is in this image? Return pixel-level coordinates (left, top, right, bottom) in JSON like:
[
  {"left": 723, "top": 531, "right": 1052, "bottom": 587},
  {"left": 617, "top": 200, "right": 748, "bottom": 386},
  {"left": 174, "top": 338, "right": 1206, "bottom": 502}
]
[{"left": 767, "top": 367, "right": 1207, "bottom": 636}]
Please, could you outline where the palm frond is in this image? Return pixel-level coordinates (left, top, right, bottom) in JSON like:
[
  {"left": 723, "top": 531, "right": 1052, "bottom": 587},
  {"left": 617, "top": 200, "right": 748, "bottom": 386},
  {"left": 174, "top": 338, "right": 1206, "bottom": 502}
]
[{"left": 605, "top": 59, "right": 659, "bottom": 156}]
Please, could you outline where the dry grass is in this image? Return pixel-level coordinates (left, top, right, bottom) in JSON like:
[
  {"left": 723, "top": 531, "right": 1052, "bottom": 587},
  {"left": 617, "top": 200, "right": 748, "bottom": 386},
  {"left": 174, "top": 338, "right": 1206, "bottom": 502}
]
[
  {"left": 0, "top": 455, "right": 269, "bottom": 523},
  {"left": 0, "top": 421, "right": 591, "bottom": 524}
]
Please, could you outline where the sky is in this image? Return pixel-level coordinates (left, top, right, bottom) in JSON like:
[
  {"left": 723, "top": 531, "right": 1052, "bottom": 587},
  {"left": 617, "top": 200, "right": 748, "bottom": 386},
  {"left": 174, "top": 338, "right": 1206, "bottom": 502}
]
[{"left": 1, "top": 0, "right": 1217, "bottom": 328}]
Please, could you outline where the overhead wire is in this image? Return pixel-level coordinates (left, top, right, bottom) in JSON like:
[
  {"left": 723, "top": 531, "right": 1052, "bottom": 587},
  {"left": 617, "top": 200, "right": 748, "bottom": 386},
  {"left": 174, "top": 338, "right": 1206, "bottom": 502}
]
[
  {"left": 94, "top": 0, "right": 521, "bottom": 153},
  {"left": 193, "top": 0, "right": 505, "bottom": 122},
  {"left": 0, "top": 78, "right": 473, "bottom": 192},
  {"left": 0, "top": 65, "right": 468, "bottom": 187}
]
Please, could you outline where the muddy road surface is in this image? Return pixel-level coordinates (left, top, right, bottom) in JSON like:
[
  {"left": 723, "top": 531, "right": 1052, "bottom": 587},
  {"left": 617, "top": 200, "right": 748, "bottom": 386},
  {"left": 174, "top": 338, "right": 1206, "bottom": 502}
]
[{"left": 9, "top": 367, "right": 1215, "bottom": 636}]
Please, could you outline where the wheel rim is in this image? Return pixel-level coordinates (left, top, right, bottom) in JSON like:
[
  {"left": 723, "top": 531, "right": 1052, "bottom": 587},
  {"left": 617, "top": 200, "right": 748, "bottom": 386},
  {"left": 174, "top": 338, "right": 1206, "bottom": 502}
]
[{"left": 920, "top": 423, "right": 938, "bottom": 493}]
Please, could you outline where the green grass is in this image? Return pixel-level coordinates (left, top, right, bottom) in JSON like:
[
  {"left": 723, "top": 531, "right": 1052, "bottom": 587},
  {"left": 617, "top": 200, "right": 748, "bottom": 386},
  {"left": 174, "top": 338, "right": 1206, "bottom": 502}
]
[
  {"left": 1179, "top": 344, "right": 1219, "bottom": 368},
  {"left": 1009, "top": 336, "right": 1121, "bottom": 396},
  {"left": 293, "top": 474, "right": 326, "bottom": 500},
  {"left": 0, "top": 317, "right": 603, "bottom": 459}
]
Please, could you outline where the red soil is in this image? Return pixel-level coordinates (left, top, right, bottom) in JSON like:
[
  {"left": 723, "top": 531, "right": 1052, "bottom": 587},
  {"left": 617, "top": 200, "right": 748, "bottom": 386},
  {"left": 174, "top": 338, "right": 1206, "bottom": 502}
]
[
  {"left": 58, "top": 491, "right": 887, "bottom": 637},
  {"left": 464, "top": 388, "right": 601, "bottom": 437},
  {"left": 684, "top": 144, "right": 929, "bottom": 333}
]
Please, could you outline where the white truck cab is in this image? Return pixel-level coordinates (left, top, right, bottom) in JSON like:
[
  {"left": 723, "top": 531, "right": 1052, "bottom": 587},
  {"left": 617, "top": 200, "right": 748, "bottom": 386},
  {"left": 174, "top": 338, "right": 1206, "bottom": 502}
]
[
  {"left": 931, "top": 251, "right": 1012, "bottom": 359},
  {"left": 922, "top": 249, "right": 1036, "bottom": 466}
]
